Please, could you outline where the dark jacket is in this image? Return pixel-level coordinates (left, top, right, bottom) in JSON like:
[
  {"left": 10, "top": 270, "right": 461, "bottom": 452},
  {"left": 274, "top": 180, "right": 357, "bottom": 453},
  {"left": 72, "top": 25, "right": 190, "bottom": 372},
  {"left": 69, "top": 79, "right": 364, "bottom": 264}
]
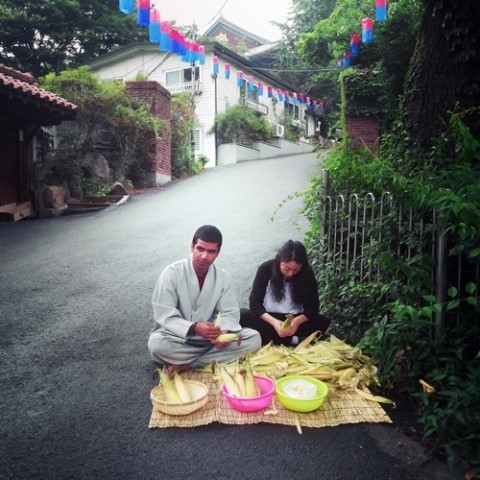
[{"left": 249, "top": 259, "right": 320, "bottom": 319}]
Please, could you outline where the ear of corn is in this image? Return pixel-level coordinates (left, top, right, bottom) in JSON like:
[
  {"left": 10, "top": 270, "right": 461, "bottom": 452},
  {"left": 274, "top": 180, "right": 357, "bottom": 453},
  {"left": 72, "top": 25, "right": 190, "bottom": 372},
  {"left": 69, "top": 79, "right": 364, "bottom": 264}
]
[
  {"left": 159, "top": 368, "right": 182, "bottom": 403},
  {"left": 243, "top": 356, "right": 259, "bottom": 397},
  {"left": 219, "top": 366, "right": 241, "bottom": 397},
  {"left": 173, "top": 372, "right": 192, "bottom": 403},
  {"left": 234, "top": 368, "right": 247, "bottom": 397},
  {"left": 217, "top": 358, "right": 261, "bottom": 398},
  {"left": 214, "top": 313, "right": 222, "bottom": 327},
  {"left": 281, "top": 313, "right": 294, "bottom": 331},
  {"left": 216, "top": 333, "right": 239, "bottom": 343}
]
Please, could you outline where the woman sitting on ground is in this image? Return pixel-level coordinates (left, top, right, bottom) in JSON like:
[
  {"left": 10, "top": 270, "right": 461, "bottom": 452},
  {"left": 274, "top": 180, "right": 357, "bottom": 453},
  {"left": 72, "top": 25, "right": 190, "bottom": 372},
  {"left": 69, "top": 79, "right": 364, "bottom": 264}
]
[{"left": 240, "top": 240, "right": 330, "bottom": 346}]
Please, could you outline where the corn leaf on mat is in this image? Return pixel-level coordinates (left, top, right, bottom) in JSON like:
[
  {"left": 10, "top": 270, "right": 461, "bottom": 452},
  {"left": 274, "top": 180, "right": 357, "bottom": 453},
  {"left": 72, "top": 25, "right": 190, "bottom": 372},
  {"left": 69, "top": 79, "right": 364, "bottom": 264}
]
[{"left": 148, "top": 370, "right": 392, "bottom": 430}]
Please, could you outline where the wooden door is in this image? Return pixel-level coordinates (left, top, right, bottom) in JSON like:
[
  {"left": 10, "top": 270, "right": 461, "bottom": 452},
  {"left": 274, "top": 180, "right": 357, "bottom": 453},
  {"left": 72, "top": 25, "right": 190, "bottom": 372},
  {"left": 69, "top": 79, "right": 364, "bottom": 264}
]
[{"left": 0, "top": 126, "right": 19, "bottom": 205}]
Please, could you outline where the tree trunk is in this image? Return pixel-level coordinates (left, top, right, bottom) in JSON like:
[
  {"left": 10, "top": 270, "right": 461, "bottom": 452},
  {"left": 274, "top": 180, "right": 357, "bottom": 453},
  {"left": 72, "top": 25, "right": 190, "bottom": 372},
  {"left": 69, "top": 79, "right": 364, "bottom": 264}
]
[{"left": 402, "top": 0, "right": 480, "bottom": 153}]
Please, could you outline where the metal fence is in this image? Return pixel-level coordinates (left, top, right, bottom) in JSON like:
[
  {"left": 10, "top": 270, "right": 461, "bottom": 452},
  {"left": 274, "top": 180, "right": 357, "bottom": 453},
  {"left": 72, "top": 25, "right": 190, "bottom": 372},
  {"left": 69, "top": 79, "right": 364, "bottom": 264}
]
[{"left": 319, "top": 169, "right": 479, "bottom": 334}]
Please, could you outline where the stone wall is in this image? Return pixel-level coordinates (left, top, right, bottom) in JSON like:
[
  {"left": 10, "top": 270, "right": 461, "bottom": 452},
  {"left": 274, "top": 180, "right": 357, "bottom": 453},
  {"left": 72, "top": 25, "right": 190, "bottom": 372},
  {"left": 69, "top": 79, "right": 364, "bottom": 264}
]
[
  {"left": 126, "top": 81, "right": 172, "bottom": 185},
  {"left": 345, "top": 117, "right": 379, "bottom": 152}
]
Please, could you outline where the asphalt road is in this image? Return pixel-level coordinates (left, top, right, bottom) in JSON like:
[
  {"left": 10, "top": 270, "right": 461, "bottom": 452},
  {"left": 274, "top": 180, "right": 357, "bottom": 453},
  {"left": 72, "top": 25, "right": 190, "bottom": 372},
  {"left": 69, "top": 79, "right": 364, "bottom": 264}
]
[{"left": 0, "top": 153, "right": 463, "bottom": 480}]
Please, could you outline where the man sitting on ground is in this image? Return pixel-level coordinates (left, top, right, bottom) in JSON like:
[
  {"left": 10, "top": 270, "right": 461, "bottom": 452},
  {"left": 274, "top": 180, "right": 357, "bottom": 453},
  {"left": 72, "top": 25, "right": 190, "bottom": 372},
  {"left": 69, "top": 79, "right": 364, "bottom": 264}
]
[{"left": 148, "top": 225, "right": 261, "bottom": 372}]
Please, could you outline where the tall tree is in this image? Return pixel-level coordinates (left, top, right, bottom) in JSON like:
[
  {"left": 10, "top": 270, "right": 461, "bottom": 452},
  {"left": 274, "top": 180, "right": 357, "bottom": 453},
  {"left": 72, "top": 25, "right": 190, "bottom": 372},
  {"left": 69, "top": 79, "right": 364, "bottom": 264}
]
[
  {"left": 290, "top": 0, "right": 420, "bottom": 129},
  {"left": 273, "top": 0, "right": 336, "bottom": 91},
  {"left": 401, "top": 0, "right": 480, "bottom": 154},
  {"left": 0, "top": 0, "right": 147, "bottom": 78}
]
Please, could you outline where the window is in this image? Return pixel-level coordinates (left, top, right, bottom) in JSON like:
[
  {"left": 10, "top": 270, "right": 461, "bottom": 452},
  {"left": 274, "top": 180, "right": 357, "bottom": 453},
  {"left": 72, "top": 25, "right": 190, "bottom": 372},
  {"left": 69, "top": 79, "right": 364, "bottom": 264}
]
[
  {"left": 239, "top": 83, "right": 259, "bottom": 102},
  {"left": 193, "top": 129, "right": 201, "bottom": 152},
  {"left": 285, "top": 103, "right": 300, "bottom": 120},
  {"left": 165, "top": 67, "right": 200, "bottom": 88},
  {"left": 165, "top": 70, "right": 180, "bottom": 85}
]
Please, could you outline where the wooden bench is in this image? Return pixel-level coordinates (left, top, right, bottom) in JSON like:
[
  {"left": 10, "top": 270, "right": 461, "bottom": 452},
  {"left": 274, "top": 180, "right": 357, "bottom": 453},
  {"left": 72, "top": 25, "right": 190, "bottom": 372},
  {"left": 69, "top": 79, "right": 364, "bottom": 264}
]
[{"left": 0, "top": 202, "right": 32, "bottom": 222}]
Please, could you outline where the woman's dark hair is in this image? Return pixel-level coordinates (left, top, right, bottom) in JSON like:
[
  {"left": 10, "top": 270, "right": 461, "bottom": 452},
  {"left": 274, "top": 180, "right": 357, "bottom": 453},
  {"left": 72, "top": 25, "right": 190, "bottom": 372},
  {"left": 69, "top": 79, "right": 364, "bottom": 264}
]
[
  {"left": 270, "top": 240, "right": 311, "bottom": 303},
  {"left": 192, "top": 225, "right": 223, "bottom": 249}
]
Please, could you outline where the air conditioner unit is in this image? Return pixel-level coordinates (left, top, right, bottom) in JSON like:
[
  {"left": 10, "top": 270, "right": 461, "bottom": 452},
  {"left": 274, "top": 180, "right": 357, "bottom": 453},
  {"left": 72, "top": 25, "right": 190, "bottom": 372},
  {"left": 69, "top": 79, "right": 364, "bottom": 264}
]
[{"left": 272, "top": 124, "right": 285, "bottom": 138}]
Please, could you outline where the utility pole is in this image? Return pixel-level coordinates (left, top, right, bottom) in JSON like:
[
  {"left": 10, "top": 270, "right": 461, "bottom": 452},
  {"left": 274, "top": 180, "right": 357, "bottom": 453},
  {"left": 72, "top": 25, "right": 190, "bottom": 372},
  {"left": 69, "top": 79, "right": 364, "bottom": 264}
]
[
  {"left": 211, "top": 66, "right": 218, "bottom": 166},
  {"left": 190, "top": 23, "right": 198, "bottom": 164}
]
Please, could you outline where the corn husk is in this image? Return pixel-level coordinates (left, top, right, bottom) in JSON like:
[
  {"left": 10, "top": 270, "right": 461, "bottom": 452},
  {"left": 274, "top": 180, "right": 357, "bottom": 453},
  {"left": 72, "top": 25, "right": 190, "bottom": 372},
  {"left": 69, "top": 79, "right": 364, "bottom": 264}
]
[{"left": 203, "top": 334, "right": 388, "bottom": 403}]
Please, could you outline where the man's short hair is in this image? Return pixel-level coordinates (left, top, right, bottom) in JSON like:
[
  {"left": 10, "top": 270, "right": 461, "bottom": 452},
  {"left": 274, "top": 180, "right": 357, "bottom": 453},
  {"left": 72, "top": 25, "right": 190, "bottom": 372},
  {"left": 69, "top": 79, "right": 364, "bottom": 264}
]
[{"left": 192, "top": 225, "right": 223, "bottom": 248}]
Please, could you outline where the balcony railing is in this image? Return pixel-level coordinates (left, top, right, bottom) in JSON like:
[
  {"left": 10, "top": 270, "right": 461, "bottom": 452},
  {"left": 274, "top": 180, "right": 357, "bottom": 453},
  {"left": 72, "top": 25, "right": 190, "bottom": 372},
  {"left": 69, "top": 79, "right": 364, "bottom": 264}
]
[{"left": 167, "top": 81, "right": 202, "bottom": 95}]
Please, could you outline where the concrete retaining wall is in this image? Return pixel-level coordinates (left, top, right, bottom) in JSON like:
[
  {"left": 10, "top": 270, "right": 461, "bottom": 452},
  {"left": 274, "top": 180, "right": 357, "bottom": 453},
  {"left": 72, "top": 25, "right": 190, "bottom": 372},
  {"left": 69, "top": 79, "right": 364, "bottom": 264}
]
[{"left": 217, "top": 138, "right": 314, "bottom": 165}]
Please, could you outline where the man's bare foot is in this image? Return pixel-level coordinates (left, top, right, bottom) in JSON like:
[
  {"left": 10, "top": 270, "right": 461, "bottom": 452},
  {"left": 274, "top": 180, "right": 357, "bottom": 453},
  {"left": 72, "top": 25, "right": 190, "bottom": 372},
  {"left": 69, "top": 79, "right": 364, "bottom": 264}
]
[{"left": 165, "top": 363, "right": 193, "bottom": 375}]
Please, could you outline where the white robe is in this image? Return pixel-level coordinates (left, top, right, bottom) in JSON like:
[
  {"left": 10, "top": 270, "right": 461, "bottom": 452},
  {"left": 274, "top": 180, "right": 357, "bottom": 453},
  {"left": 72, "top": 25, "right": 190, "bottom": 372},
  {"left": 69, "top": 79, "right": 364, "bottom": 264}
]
[
  {"left": 148, "top": 255, "right": 260, "bottom": 367},
  {"left": 151, "top": 255, "right": 240, "bottom": 338}
]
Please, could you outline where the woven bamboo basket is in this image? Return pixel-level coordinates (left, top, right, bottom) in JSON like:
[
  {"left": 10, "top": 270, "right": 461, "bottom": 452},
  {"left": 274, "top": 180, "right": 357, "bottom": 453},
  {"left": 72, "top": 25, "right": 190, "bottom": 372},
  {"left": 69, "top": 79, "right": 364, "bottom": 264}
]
[{"left": 150, "top": 380, "right": 209, "bottom": 416}]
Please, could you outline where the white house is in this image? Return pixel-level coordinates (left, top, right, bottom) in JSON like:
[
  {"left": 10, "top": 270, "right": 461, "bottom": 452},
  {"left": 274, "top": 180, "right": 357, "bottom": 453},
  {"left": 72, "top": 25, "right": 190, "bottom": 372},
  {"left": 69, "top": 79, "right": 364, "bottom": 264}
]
[{"left": 88, "top": 41, "right": 319, "bottom": 169}]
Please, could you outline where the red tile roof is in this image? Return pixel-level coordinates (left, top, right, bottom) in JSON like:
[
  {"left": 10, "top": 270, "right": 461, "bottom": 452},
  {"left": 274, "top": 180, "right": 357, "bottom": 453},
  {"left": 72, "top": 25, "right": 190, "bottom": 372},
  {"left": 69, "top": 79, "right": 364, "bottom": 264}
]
[{"left": 0, "top": 63, "right": 78, "bottom": 113}]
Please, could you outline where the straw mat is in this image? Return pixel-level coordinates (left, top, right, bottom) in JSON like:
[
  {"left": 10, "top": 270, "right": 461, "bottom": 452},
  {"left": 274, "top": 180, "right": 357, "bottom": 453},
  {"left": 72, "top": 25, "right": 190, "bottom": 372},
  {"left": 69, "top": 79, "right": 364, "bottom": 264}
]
[{"left": 148, "top": 371, "right": 392, "bottom": 430}]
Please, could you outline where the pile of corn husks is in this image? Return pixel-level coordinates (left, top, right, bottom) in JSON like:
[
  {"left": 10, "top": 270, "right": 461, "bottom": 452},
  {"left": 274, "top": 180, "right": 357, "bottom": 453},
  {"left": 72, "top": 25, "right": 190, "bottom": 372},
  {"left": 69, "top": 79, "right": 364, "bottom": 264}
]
[
  {"left": 249, "top": 332, "right": 393, "bottom": 404},
  {"left": 202, "top": 332, "right": 394, "bottom": 404}
]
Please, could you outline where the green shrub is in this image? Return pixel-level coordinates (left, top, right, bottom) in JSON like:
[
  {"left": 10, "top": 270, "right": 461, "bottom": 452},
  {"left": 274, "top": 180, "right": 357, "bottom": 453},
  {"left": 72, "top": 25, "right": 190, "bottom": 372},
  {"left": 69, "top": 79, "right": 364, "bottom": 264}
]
[
  {"left": 83, "top": 182, "right": 111, "bottom": 197},
  {"left": 209, "top": 105, "right": 271, "bottom": 145},
  {"left": 41, "top": 66, "right": 163, "bottom": 190},
  {"left": 170, "top": 94, "right": 198, "bottom": 178},
  {"left": 301, "top": 109, "right": 480, "bottom": 470}
]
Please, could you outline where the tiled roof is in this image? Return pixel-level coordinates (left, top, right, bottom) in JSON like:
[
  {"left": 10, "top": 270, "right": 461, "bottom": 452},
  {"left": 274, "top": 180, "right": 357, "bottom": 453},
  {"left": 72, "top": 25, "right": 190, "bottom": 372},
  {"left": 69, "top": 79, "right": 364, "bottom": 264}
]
[
  {"left": 203, "top": 16, "right": 269, "bottom": 45},
  {"left": 0, "top": 63, "right": 78, "bottom": 113}
]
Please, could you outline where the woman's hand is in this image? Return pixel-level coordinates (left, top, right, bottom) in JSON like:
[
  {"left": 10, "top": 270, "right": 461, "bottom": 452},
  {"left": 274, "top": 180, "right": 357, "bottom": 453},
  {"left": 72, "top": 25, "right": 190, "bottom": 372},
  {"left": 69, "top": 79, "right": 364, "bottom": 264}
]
[{"left": 275, "top": 319, "right": 297, "bottom": 338}]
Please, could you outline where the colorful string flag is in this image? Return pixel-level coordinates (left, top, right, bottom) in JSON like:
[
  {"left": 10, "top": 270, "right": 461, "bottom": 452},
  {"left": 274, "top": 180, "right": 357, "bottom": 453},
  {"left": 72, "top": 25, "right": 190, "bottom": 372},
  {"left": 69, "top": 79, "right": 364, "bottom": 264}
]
[
  {"left": 119, "top": 0, "right": 134, "bottom": 14},
  {"left": 284, "top": 91, "right": 290, "bottom": 105},
  {"left": 212, "top": 56, "right": 219, "bottom": 75},
  {"left": 343, "top": 51, "right": 352, "bottom": 67},
  {"left": 257, "top": 82, "right": 264, "bottom": 96},
  {"left": 192, "top": 43, "right": 201, "bottom": 64},
  {"left": 375, "top": 0, "right": 387, "bottom": 22},
  {"left": 198, "top": 45, "right": 205, "bottom": 65},
  {"left": 362, "top": 17, "right": 374, "bottom": 44},
  {"left": 292, "top": 92, "right": 298, "bottom": 105},
  {"left": 224, "top": 63, "right": 230, "bottom": 79},
  {"left": 305, "top": 96, "right": 311, "bottom": 108},
  {"left": 178, "top": 34, "right": 187, "bottom": 57},
  {"left": 137, "top": 0, "right": 150, "bottom": 27},
  {"left": 160, "top": 21, "right": 172, "bottom": 51},
  {"left": 276, "top": 88, "right": 284, "bottom": 102},
  {"left": 350, "top": 33, "right": 360, "bottom": 56},
  {"left": 298, "top": 93, "right": 305, "bottom": 104},
  {"left": 319, "top": 101, "right": 325, "bottom": 114},
  {"left": 170, "top": 29, "right": 182, "bottom": 55},
  {"left": 237, "top": 71, "right": 244, "bottom": 87},
  {"left": 267, "top": 86, "right": 273, "bottom": 98},
  {"left": 247, "top": 75, "right": 255, "bottom": 92},
  {"left": 181, "top": 40, "right": 193, "bottom": 63},
  {"left": 149, "top": 9, "right": 161, "bottom": 43}
]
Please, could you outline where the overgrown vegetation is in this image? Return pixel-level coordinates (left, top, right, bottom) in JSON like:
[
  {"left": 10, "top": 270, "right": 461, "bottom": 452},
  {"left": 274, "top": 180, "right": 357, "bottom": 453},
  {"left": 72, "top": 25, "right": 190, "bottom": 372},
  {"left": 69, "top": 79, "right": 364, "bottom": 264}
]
[
  {"left": 279, "top": 0, "right": 480, "bottom": 471},
  {"left": 209, "top": 105, "right": 271, "bottom": 145},
  {"left": 280, "top": 0, "right": 420, "bottom": 136},
  {"left": 170, "top": 93, "right": 205, "bottom": 178},
  {"left": 41, "top": 66, "right": 164, "bottom": 194},
  {"left": 302, "top": 110, "right": 480, "bottom": 470}
]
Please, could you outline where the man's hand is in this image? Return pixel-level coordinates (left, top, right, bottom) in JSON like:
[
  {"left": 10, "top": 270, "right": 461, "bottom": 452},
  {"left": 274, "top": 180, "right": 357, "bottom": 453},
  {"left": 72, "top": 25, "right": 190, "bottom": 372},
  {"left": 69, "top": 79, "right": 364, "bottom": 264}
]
[
  {"left": 212, "top": 331, "right": 242, "bottom": 349},
  {"left": 194, "top": 322, "right": 221, "bottom": 342}
]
